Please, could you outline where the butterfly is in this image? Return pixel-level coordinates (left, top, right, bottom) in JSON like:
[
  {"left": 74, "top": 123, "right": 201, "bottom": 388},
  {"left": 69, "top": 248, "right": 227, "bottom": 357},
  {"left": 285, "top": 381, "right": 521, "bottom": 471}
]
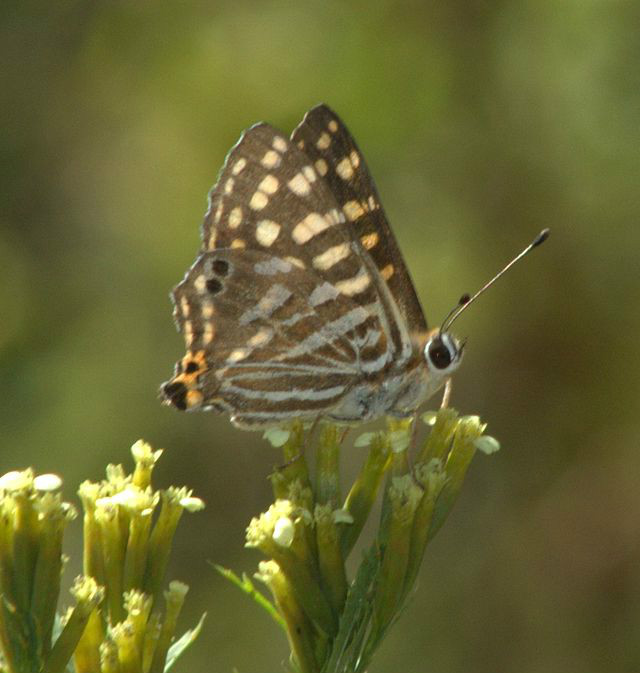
[{"left": 160, "top": 104, "right": 546, "bottom": 429}]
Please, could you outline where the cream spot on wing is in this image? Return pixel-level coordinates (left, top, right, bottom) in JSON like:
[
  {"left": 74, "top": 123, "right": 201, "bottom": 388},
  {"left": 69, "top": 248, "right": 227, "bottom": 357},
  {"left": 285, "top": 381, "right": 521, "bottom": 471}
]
[
  {"left": 335, "top": 269, "right": 371, "bottom": 296},
  {"left": 207, "top": 232, "right": 217, "bottom": 250},
  {"left": 239, "top": 284, "right": 292, "bottom": 325},
  {"left": 284, "top": 256, "right": 306, "bottom": 269},
  {"left": 231, "top": 238, "right": 246, "bottom": 249},
  {"left": 214, "top": 203, "right": 223, "bottom": 223},
  {"left": 232, "top": 158, "right": 247, "bottom": 175},
  {"left": 367, "top": 195, "right": 377, "bottom": 210},
  {"left": 261, "top": 150, "right": 281, "bottom": 169},
  {"left": 258, "top": 285, "right": 291, "bottom": 313},
  {"left": 227, "top": 348, "right": 249, "bottom": 363},
  {"left": 302, "top": 165, "right": 317, "bottom": 183},
  {"left": 297, "top": 139, "right": 305, "bottom": 150},
  {"left": 180, "top": 295, "right": 190, "bottom": 316},
  {"left": 361, "top": 232, "right": 379, "bottom": 249},
  {"left": 202, "top": 301, "right": 214, "bottom": 319},
  {"left": 288, "top": 172, "right": 311, "bottom": 196},
  {"left": 272, "top": 136, "right": 288, "bottom": 153},
  {"left": 258, "top": 174, "right": 279, "bottom": 194},
  {"left": 381, "top": 263, "right": 394, "bottom": 280},
  {"left": 328, "top": 120, "right": 338, "bottom": 132},
  {"left": 327, "top": 208, "right": 345, "bottom": 225},
  {"left": 224, "top": 177, "right": 235, "bottom": 194},
  {"left": 184, "top": 320, "right": 193, "bottom": 346},
  {"left": 336, "top": 157, "right": 354, "bottom": 180},
  {"left": 255, "top": 219, "right": 281, "bottom": 247},
  {"left": 228, "top": 206, "right": 243, "bottom": 229},
  {"left": 350, "top": 150, "right": 360, "bottom": 168},
  {"left": 343, "top": 200, "right": 365, "bottom": 221},
  {"left": 250, "top": 190, "right": 269, "bottom": 210},
  {"left": 194, "top": 274, "right": 207, "bottom": 294},
  {"left": 292, "top": 212, "right": 331, "bottom": 244},
  {"left": 186, "top": 390, "right": 203, "bottom": 408},
  {"left": 313, "top": 242, "right": 351, "bottom": 271},
  {"left": 315, "top": 158, "right": 328, "bottom": 176},
  {"left": 248, "top": 328, "right": 273, "bottom": 347},
  {"left": 316, "top": 132, "right": 331, "bottom": 150},
  {"left": 203, "top": 323, "right": 215, "bottom": 344},
  {"left": 254, "top": 257, "right": 292, "bottom": 274}
]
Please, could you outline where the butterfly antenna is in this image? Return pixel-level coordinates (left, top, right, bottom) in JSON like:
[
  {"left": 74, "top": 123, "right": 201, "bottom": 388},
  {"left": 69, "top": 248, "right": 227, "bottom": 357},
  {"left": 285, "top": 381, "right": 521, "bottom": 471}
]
[{"left": 440, "top": 228, "right": 550, "bottom": 333}]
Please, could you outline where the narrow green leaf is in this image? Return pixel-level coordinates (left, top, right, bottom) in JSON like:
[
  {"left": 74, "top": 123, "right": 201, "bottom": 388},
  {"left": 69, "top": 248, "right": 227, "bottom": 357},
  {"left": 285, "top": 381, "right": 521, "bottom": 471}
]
[
  {"left": 212, "top": 564, "right": 285, "bottom": 629},
  {"left": 164, "top": 613, "right": 207, "bottom": 671},
  {"left": 322, "top": 547, "right": 380, "bottom": 673}
]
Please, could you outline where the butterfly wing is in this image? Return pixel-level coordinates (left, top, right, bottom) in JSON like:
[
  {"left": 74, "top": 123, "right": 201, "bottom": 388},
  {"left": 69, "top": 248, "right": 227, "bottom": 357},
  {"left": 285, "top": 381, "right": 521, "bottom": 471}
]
[
  {"left": 162, "top": 108, "right": 425, "bottom": 427},
  {"left": 164, "top": 248, "right": 391, "bottom": 427},
  {"left": 290, "top": 104, "right": 428, "bottom": 333},
  {"left": 197, "top": 120, "right": 410, "bottom": 363}
]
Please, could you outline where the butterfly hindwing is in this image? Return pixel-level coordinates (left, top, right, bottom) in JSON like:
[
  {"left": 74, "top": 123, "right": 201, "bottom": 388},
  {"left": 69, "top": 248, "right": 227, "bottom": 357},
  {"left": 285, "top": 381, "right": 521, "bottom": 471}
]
[{"left": 167, "top": 248, "right": 395, "bottom": 426}]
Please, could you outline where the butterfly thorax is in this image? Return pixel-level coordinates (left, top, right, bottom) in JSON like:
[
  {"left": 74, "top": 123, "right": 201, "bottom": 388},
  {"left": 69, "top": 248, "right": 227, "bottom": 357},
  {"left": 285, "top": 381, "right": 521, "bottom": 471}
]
[{"left": 326, "top": 328, "right": 461, "bottom": 421}]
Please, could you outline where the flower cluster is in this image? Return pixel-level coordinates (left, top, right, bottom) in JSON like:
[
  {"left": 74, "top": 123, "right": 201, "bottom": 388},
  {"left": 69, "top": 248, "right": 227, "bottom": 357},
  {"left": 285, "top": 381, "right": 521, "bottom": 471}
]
[
  {"left": 232, "top": 409, "right": 499, "bottom": 673},
  {"left": 0, "top": 441, "right": 204, "bottom": 673}
]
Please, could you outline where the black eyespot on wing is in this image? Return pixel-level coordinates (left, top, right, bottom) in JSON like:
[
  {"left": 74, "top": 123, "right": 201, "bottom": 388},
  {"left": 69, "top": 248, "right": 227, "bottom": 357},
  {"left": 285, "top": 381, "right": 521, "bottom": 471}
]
[
  {"left": 206, "top": 278, "right": 223, "bottom": 294},
  {"left": 162, "top": 381, "right": 188, "bottom": 410},
  {"left": 212, "top": 259, "right": 230, "bottom": 276},
  {"left": 428, "top": 338, "right": 452, "bottom": 370},
  {"left": 184, "top": 361, "right": 198, "bottom": 374}
]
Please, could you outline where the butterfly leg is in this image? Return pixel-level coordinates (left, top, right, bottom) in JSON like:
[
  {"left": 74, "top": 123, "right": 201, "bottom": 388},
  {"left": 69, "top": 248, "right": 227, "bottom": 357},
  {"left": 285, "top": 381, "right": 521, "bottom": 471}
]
[
  {"left": 276, "top": 450, "right": 305, "bottom": 471},
  {"left": 440, "top": 378, "right": 452, "bottom": 410},
  {"left": 308, "top": 414, "right": 324, "bottom": 441},
  {"left": 305, "top": 418, "right": 349, "bottom": 453},
  {"left": 409, "top": 415, "right": 421, "bottom": 452}
]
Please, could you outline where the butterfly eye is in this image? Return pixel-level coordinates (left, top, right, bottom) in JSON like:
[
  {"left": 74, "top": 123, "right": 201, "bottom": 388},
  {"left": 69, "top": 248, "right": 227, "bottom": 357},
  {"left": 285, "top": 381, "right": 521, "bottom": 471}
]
[{"left": 425, "top": 334, "right": 460, "bottom": 373}]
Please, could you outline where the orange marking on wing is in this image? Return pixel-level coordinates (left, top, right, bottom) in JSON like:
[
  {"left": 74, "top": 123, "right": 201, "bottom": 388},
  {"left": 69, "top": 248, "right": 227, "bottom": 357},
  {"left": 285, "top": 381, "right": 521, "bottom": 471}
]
[
  {"left": 180, "top": 350, "right": 208, "bottom": 382},
  {"left": 186, "top": 390, "right": 204, "bottom": 408}
]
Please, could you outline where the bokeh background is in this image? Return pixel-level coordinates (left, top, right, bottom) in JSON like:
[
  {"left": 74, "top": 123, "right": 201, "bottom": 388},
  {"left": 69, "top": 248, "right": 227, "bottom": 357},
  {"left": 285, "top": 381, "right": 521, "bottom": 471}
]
[{"left": 2, "top": 1, "right": 640, "bottom": 671}]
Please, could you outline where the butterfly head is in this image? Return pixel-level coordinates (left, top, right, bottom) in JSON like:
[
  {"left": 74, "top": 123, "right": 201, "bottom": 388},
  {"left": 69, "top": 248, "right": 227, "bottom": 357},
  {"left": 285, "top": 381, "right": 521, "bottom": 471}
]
[{"left": 423, "top": 331, "right": 464, "bottom": 378}]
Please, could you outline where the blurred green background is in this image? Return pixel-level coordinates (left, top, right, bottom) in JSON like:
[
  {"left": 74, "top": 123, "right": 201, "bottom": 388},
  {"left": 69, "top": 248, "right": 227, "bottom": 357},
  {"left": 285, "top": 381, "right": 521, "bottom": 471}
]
[{"left": 2, "top": 1, "right": 639, "bottom": 671}]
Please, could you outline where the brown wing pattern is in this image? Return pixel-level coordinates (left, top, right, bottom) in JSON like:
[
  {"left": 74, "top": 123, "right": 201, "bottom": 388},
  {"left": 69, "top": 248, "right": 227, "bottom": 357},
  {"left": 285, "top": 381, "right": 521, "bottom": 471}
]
[
  {"left": 291, "top": 104, "right": 428, "bottom": 332},
  {"left": 162, "top": 107, "right": 422, "bottom": 427},
  {"left": 166, "top": 249, "right": 392, "bottom": 427},
  {"left": 197, "top": 120, "right": 407, "bottom": 361}
]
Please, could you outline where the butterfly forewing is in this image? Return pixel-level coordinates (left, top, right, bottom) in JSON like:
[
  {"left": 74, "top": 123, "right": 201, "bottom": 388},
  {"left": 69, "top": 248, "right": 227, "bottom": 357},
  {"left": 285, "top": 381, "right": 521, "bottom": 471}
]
[
  {"left": 201, "top": 124, "right": 371, "bottom": 301},
  {"left": 291, "top": 105, "right": 428, "bottom": 333}
]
